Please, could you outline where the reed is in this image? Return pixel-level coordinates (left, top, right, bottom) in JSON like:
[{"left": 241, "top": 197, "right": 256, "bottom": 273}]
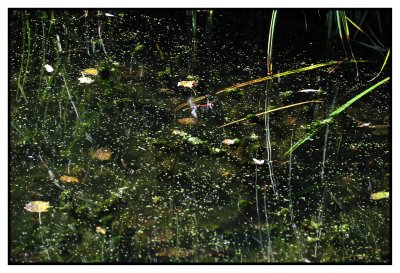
[
  {"left": 16, "top": 11, "right": 29, "bottom": 103},
  {"left": 314, "top": 89, "right": 337, "bottom": 260},
  {"left": 97, "top": 10, "right": 108, "bottom": 56},
  {"left": 254, "top": 163, "right": 266, "bottom": 259},
  {"left": 266, "top": 10, "right": 277, "bottom": 75},
  {"left": 264, "top": 9, "right": 279, "bottom": 201},
  {"left": 190, "top": 10, "right": 197, "bottom": 73},
  {"left": 287, "top": 127, "right": 303, "bottom": 260},
  {"left": 262, "top": 11, "right": 278, "bottom": 262}
]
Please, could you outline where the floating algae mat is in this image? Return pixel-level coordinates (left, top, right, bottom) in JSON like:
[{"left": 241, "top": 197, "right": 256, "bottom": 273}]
[{"left": 9, "top": 9, "right": 391, "bottom": 264}]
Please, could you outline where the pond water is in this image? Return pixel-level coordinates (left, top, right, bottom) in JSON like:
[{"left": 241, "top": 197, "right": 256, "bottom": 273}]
[{"left": 9, "top": 9, "right": 391, "bottom": 264}]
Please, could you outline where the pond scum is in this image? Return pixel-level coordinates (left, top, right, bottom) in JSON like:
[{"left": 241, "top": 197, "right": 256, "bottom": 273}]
[{"left": 9, "top": 9, "right": 391, "bottom": 264}]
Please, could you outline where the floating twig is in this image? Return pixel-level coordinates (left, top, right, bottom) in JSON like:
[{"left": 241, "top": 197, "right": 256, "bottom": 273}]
[{"left": 218, "top": 100, "right": 322, "bottom": 128}]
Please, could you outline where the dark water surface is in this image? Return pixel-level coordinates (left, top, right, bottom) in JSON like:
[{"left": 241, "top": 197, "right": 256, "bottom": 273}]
[{"left": 9, "top": 9, "right": 391, "bottom": 263}]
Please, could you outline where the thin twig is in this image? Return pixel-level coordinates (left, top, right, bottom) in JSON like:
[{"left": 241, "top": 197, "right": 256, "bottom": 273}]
[{"left": 218, "top": 100, "right": 322, "bottom": 128}]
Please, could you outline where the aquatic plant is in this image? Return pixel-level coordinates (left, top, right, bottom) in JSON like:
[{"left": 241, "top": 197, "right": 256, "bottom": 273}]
[{"left": 9, "top": 9, "right": 391, "bottom": 264}]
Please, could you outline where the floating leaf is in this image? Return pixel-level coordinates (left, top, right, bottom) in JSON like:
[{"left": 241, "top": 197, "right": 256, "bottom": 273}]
[
  {"left": 82, "top": 68, "right": 99, "bottom": 76},
  {"left": 78, "top": 75, "right": 95, "bottom": 84},
  {"left": 24, "top": 201, "right": 52, "bottom": 213},
  {"left": 91, "top": 148, "right": 112, "bottom": 161},
  {"left": 177, "top": 117, "right": 197, "bottom": 125},
  {"left": 177, "top": 80, "right": 198, "bottom": 88},
  {"left": 253, "top": 158, "right": 265, "bottom": 165},
  {"left": 24, "top": 201, "right": 52, "bottom": 225},
  {"left": 44, "top": 64, "right": 54, "bottom": 73},
  {"left": 152, "top": 196, "right": 161, "bottom": 204},
  {"left": 222, "top": 138, "right": 239, "bottom": 145},
  {"left": 59, "top": 175, "right": 79, "bottom": 183},
  {"left": 187, "top": 136, "right": 204, "bottom": 145},
  {"left": 96, "top": 226, "right": 106, "bottom": 235},
  {"left": 172, "top": 129, "right": 188, "bottom": 137},
  {"left": 370, "top": 191, "right": 389, "bottom": 200}
]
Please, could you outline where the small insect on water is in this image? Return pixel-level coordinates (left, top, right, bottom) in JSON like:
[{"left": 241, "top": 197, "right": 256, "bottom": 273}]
[{"left": 188, "top": 96, "right": 218, "bottom": 119}]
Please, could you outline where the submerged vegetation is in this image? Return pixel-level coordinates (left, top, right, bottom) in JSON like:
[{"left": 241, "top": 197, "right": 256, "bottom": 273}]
[{"left": 9, "top": 9, "right": 391, "bottom": 264}]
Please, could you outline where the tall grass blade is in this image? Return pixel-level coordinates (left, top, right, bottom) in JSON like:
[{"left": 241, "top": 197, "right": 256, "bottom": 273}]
[
  {"left": 341, "top": 11, "right": 359, "bottom": 76},
  {"left": 336, "top": 11, "right": 347, "bottom": 58},
  {"left": 368, "top": 48, "right": 390, "bottom": 82},
  {"left": 326, "top": 11, "right": 334, "bottom": 42},
  {"left": 314, "top": 90, "right": 337, "bottom": 259}
]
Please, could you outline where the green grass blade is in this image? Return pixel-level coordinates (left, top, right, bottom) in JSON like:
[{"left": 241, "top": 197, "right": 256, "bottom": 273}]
[
  {"left": 354, "top": 41, "right": 385, "bottom": 53},
  {"left": 346, "top": 15, "right": 365, "bottom": 34},
  {"left": 336, "top": 11, "right": 343, "bottom": 41},
  {"left": 329, "top": 77, "right": 390, "bottom": 117},
  {"left": 285, "top": 77, "right": 390, "bottom": 156},
  {"left": 326, "top": 10, "right": 334, "bottom": 41},
  {"left": 341, "top": 11, "right": 350, "bottom": 39},
  {"left": 17, "top": 82, "right": 28, "bottom": 103}
]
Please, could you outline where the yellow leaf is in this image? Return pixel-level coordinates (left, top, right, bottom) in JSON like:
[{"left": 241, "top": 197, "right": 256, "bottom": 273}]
[
  {"left": 96, "top": 226, "right": 106, "bottom": 235},
  {"left": 370, "top": 191, "right": 389, "bottom": 200},
  {"left": 82, "top": 68, "right": 99, "bottom": 76},
  {"left": 91, "top": 148, "right": 112, "bottom": 161},
  {"left": 59, "top": 175, "right": 79, "bottom": 183},
  {"left": 152, "top": 196, "right": 161, "bottom": 204},
  {"left": 177, "top": 117, "right": 197, "bottom": 125},
  {"left": 24, "top": 201, "right": 52, "bottom": 213},
  {"left": 177, "top": 80, "right": 198, "bottom": 88}
]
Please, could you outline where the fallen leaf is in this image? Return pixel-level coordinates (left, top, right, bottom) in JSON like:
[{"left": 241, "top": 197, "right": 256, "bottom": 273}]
[
  {"left": 59, "top": 175, "right": 79, "bottom": 183},
  {"left": 44, "top": 64, "right": 54, "bottom": 73},
  {"left": 24, "top": 201, "right": 52, "bottom": 213},
  {"left": 370, "top": 191, "right": 389, "bottom": 200},
  {"left": 96, "top": 226, "right": 106, "bottom": 235},
  {"left": 82, "top": 68, "right": 99, "bottom": 76},
  {"left": 253, "top": 158, "right": 265, "bottom": 165},
  {"left": 177, "top": 117, "right": 197, "bottom": 125},
  {"left": 177, "top": 80, "right": 198, "bottom": 88},
  {"left": 78, "top": 75, "right": 95, "bottom": 84},
  {"left": 91, "top": 148, "right": 112, "bottom": 161}
]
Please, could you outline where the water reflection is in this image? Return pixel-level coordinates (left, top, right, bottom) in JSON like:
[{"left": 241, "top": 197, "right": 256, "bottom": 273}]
[{"left": 9, "top": 9, "right": 391, "bottom": 264}]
